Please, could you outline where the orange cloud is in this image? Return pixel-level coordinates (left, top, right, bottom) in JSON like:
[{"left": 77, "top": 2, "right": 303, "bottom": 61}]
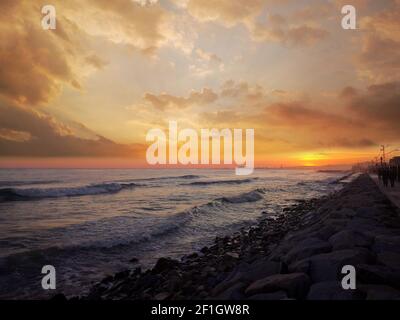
[
  {"left": 185, "top": 0, "right": 328, "bottom": 46},
  {"left": 0, "top": 100, "right": 144, "bottom": 157},
  {"left": 250, "top": 14, "right": 329, "bottom": 46},
  {"left": 356, "top": 1, "right": 400, "bottom": 82}
]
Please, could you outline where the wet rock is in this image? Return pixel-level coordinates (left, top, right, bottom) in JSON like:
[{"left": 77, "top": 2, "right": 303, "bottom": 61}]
[
  {"left": 307, "top": 281, "right": 365, "bottom": 300},
  {"left": 101, "top": 275, "right": 114, "bottom": 284},
  {"left": 154, "top": 292, "right": 171, "bottom": 300},
  {"left": 114, "top": 270, "right": 130, "bottom": 281},
  {"left": 152, "top": 258, "right": 180, "bottom": 274},
  {"left": 328, "top": 230, "right": 373, "bottom": 250},
  {"left": 186, "top": 253, "right": 199, "bottom": 260},
  {"left": 225, "top": 252, "right": 239, "bottom": 259},
  {"left": 245, "top": 273, "right": 310, "bottom": 299},
  {"left": 200, "top": 246, "right": 209, "bottom": 254},
  {"left": 136, "top": 274, "right": 162, "bottom": 289}
]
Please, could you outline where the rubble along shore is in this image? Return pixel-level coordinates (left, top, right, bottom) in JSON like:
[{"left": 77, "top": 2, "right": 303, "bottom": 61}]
[{"left": 82, "top": 173, "right": 400, "bottom": 300}]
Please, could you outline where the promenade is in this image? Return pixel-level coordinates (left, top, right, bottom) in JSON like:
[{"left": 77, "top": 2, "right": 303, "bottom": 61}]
[{"left": 370, "top": 174, "right": 400, "bottom": 209}]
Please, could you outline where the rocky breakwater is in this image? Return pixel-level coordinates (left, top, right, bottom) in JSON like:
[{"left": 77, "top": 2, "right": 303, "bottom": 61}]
[{"left": 84, "top": 174, "right": 400, "bottom": 300}]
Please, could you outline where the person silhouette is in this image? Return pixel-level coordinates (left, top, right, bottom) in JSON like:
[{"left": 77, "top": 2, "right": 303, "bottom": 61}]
[{"left": 389, "top": 166, "right": 396, "bottom": 188}]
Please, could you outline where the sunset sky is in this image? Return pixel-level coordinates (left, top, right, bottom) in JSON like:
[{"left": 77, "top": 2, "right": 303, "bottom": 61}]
[{"left": 0, "top": 0, "right": 399, "bottom": 168}]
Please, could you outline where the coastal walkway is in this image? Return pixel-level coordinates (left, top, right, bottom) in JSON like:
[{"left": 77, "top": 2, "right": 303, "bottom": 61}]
[{"left": 370, "top": 174, "right": 400, "bottom": 209}]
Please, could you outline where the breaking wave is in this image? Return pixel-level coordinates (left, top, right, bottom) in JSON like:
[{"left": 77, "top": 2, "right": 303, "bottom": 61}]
[
  {"left": 219, "top": 188, "right": 266, "bottom": 204},
  {"left": 0, "top": 180, "right": 60, "bottom": 187},
  {"left": 0, "top": 182, "right": 141, "bottom": 201},
  {"left": 183, "top": 178, "right": 257, "bottom": 186}
]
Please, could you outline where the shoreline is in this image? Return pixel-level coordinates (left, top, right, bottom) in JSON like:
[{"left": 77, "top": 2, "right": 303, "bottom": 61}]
[{"left": 79, "top": 173, "right": 400, "bottom": 300}]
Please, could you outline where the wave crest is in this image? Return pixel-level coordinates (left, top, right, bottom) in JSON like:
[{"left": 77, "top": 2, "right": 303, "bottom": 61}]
[
  {"left": 183, "top": 178, "right": 257, "bottom": 186},
  {"left": 0, "top": 182, "right": 140, "bottom": 201}
]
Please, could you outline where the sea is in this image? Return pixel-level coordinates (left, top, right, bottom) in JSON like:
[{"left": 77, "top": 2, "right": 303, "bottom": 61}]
[{"left": 0, "top": 168, "right": 352, "bottom": 299}]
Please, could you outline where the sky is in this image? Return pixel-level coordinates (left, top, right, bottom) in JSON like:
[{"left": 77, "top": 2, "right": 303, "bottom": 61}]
[{"left": 0, "top": 0, "right": 399, "bottom": 168}]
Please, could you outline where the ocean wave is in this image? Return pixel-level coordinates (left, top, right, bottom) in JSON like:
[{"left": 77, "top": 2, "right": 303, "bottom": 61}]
[
  {"left": 0, "top": 180, "right": 60, "bottom": 187},
  {"left": 0, "top": 215, "right": 189, "bottom": 265},
  {"left": 0, "top": 182, "right": 141, "bottom": 201},
  {"left": 182, "top": 177, "right": 257, "bottom": 186},
  {"left": 327, "top": 172, "right": 353, "bottom": 184},
  {"left": 137, "top": 174, "right": 201, "bottom": 182},
  {"left": 296, "top": 172, "right": 353, "bottom": 187},
  {"left": 219, "top": 188, "right": 266, "bottom": 204}
]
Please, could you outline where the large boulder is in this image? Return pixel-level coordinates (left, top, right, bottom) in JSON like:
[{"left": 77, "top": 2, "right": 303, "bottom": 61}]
[
  {"left": 245, "top": 273, "right": 310, "bottom": 299},
  {"left": 291, "top": 248, "right": 374, "bottom": 282},
  {"left": 283, "top": 237, "right": 332, "bottom": 264},
  {"left": 214, "top": 282, "right": 246, "bottom": 300},
  {"left": 245, "top": 259, "right": 281, "bottom": 282},
  {"left": 329, "top": 208, "right": 356, "bottom": 219},
  {"left": 346, "top": 218, "right": 383, "bottom": 235},
  {"left": 372, "top": 235, "right": 400, "bottom": 254},
  {"left": 211, "top": 260, "right": 280, "bottom": 296},
  {"left": 152, "top": 258, "right": 180, "bottom": 274},
  {"left": 377, "top": 251, "right": 400, "bottom": 270},
  {"left": 355, "top": 207, "right": 382, "bottom": 220},
  {"left": 307, "top": 281, "right": 365, "bottom": 300},
  {"left": 328, "top": 230, "right": 373, "bottom": 250},
  {"left": 247, "top": 291, "right": 288, "bottom": 300}
]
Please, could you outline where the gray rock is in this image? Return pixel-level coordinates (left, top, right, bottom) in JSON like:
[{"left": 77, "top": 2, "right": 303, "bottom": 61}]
[
  {"left": 288, "top": 259, "right": 310, "bottom": 274},
  {"left": 328, "top": 230, "right": 373, "bottom": 250},
  {"left": 307, "top": 281, "right": 365, "bottom": 300},
  {"left": 355, "top": 207, "right": 381, "bottom": 219},
  {"left": 211, "top": 272, "right": 242, "bottom": 296},
  {"left": 152, "top": 258, "right": 180, "bottom": 274},
  {"left": 377, "top": 251, "right": 400, "bottom": 270},
  {"left": 372, "top": 235, "right": 400, "bottom": 254},
  {"left": 214, "top": 282, "right": 246, "bottom": 300},
  {"left": 211, "top": 260, "right": 280, "bottom": 296},
  {"left": 284, "top": 237, "right": 332, "bottom": 264},
  {"left": 346, "top": 217, "right": 381, "bottom": 232},
  {"left": 245, "top": 273, "right": 310, "bottom": 299},
  {"left": 154, "top": 292, "right": 171, "bottom": 300},
  {"left": 247, "top": 260, "right": 281, "bottom": 280},
  {"left": 330, "top": 208, "right": 356, "bottom": 219},
  {"left": 247, "top": 291, "right": 288, "bottom": 300},
  {"left": 322, "top": 218, "right": 349, "bottom": 229},
  {"left": 300, "top": 248, "right": 374, "bottom": 282}
]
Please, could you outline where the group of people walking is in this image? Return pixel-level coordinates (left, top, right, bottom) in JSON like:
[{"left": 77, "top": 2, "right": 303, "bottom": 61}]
[{"left": 377, "top": 164, "right": 400, "bottom": 188}]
